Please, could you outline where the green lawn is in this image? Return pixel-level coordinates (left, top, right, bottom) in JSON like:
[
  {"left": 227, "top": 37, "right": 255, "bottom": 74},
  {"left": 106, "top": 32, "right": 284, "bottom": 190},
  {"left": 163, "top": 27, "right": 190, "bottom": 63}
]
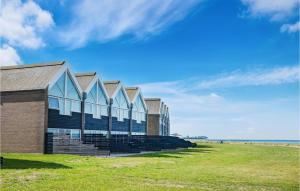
[{"left": 1, "top": 143, "right": 299, "bottom": 191}]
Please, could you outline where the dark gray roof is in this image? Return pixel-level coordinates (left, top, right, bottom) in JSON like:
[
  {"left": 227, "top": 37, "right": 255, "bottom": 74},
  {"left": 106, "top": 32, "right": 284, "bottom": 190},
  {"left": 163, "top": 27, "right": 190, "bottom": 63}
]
[
  {"left": 75, "top": 72, "right": 96, "bottom": 91},
  {"left": 0, "top": 61, "right": 65, "bottom": 92}
]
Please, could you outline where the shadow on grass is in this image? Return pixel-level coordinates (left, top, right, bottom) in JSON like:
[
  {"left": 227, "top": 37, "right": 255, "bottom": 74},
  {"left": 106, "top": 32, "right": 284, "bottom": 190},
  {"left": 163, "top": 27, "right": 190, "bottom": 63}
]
[
  {"left": 133, "top": 144, "right": 214, "bottom": 158},
  {"left": 1, "top": 158, "right": 71, "bottom": 169}
]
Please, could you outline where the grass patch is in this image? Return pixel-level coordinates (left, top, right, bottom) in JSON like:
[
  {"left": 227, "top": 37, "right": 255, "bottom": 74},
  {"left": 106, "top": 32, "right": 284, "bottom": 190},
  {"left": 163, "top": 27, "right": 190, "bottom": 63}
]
[{"left": 1, "top": 143, "right": 299, "bottom": 191}]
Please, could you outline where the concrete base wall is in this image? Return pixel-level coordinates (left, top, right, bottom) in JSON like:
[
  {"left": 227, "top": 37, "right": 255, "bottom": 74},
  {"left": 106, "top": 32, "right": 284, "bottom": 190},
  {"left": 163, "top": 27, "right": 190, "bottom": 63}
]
[
  {"left": 0, "top": 90, "right": 47, "bottom": 153},
  {"left": 147, "top": 114, "right": 160, "bottom": 136}
]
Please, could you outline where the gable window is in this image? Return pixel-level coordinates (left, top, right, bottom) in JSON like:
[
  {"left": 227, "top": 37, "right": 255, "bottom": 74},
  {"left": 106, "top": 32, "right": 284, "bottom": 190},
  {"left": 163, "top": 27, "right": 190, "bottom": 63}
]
[
  {"left": 112, "top": 89, "right": 129, "bottom": 121},
  {"left": 48, "top": 71, "right": 81, "bottom": 115},
  {"left": 132, "top": 94, "right": 146, "bottom": 123},
  {"left": 85, "top": 81, "right": 108, "bottom": 118}
]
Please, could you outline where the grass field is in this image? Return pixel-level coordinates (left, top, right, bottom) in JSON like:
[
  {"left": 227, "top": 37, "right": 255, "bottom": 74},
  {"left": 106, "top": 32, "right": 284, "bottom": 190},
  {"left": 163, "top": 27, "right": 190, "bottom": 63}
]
[{"left": 1, "top": 143, "right": 299, "bottom": 191}]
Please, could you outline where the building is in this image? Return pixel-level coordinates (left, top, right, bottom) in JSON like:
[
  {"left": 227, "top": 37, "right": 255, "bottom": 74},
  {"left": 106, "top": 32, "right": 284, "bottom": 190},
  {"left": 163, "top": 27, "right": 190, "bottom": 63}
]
[
  {"left": 75, "top": 72, "right": 110, "bottom": 136},
  {"left": 0, "top": 61, "right": 83, "bottom": 153},
  {"left": 103, "top": 81, "right": 131, "bottom": 136},
  {"left": 125, "top": 87, "right": 148, "bottom": 136},
  {"left": 145, "top": 98, "right": 170, "bottom": 136},
  {"left": 0, "top": 62, "right": 175, "bottom": 154}
]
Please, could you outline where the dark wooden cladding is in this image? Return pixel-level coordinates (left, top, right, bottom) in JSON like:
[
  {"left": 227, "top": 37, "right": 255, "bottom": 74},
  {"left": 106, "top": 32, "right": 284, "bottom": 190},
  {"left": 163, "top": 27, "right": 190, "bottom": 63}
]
[
  {"left": 85, "top": 114, "right": 109, "bottom": 131},
  {"left": 48, "top": 109, "right": 81, "bottom": 129},
  {"left": 112, "top": 117, "right": 130, "bottom": 132},
  {"left": 44, "top": 132, "right": 53, "bottom": 154},
  {"left": 132, "top": 120, "right": 146, "bottom": 133},
  {"left": 0, "top": 89, "right": 46, "bottom": 103}
]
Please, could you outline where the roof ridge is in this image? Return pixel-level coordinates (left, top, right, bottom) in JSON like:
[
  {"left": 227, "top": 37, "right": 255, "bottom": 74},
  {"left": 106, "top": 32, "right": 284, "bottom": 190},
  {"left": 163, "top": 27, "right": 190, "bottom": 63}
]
[
  {"left": 75, "top": 72, "right": 96, "bottom": 77},
  {"left": 125, "top": 87, "right": 139, "bottom": 90},
  {"left": 0, "top": 61, "right": 65, "bottom": 70},
  {"left": 145, "top": 98, "right": 161, "bottom": 101},
  {"left": 103, "top": 80, "right": 121, "bottom": 84}
]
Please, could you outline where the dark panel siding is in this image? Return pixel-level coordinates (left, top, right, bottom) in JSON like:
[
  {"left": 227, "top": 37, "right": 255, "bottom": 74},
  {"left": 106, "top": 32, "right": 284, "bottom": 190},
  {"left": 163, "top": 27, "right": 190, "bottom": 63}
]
[
  {"left": 48, "top": 109, "right": 81, "bottom": 129},
  {"left": 1, "top": 89, "right": 46, "bottom": 103},
  {"left": 85, "top": 114, "right": 109, "bottom": 131},
  {"left": 132, "top": 120, "right": 146, "bottom": 133},
  {"left": 112, "top": 117, "right": 129, "bottom": 132}
]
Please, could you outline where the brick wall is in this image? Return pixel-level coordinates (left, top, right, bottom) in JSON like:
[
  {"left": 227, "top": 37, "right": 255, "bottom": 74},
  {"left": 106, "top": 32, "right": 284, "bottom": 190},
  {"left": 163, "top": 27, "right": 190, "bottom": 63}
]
[
  {"left": 0, "top": 90, "right": 47, "bottom": 153},
  {"left": 147, "top": 114, "right": 160, "bottom": 135}
]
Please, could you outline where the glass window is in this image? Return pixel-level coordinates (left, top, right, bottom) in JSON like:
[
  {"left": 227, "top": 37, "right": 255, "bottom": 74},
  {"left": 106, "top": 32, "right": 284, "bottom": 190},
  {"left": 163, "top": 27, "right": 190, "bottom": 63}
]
[
  {"left": 71, "top": 100, "right": 81, "bottom": 112},
  {"left": 66, "top": 73, "right": 80, "bottom": 100},
  {"left": 85, "top": 82, "right": 108, "bottom": 118},
  {"left": 112, "top": 89, "right": 129, "bottom": 121},
  {"left": 48, "top": 97, "right": 59, "bottom": 109},
  {"left": 59, "top": 98, "right": 65, "bottom": 115},
  {"left": 86, "top": 84, "right": 97, "bottom": 103},
  {"left": 98, "top": 84, "right": 107, "bottom": 105},
  {"left": 71, "top": 129, "right": 80, "bottom": 139},
  {"left": 48, "top": 71, "right": 81, "bottom": 115},
  {"left": 101, "top": 106, "right": 108, "bottom": 116},
  {"left": 65, "top": 100, "right": 71, "bottom": 115}
]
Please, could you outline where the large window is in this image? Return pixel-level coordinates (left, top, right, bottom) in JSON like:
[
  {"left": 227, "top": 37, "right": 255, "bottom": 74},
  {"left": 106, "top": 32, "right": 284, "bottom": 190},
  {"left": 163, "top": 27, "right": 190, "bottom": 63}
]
[
  {"left": 85, "top": 81, "right": 108, "bottom": 118},
  {"left": 48, "top": 71, "right": 81, "bottom": 115},
  {"left": 112, "top": 89, "right": 129, "bottom": 121},
  {"left": 132, "top": 94, "right": 146, "bottom": 123},
  {"left": 48, "top": 128, "right": 80, "bottom": 140}
]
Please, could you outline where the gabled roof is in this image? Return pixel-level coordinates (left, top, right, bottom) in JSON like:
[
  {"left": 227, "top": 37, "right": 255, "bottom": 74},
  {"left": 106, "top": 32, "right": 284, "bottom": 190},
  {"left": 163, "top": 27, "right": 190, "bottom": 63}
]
[
  {"left": 103, "top": 80, "right": 130, "bottom": 106},
  {"left": 125, "top": 87, "right": 139, "bottom": 102},
  {"left": 145, "top": 98, "right": 163, "bottom": 114},
  {"left": 103, "top": 80, "right": 121, "bottom": 98},
  {"left": 75, "top": 72, "right": 96, "bottom": 91},
  {"left": 0, "top": 61, "right": 65, "bottom": 92},
  {"left": 125, "top": 87, "right": 148, "bottom": 111},
  {"left": 76, "top": 72, "right": 109, "bottom": 102}
]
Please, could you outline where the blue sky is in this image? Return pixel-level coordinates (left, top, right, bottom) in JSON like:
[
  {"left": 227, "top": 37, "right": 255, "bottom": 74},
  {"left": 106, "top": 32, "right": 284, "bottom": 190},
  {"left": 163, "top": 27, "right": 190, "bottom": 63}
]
[{"left": 0, "top": 0, "right": 299, "bottom": 139}]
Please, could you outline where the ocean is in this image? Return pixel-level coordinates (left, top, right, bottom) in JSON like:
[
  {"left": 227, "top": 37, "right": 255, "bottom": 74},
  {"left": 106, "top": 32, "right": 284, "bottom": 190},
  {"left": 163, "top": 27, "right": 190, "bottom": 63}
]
[{"left": 186, "top": 139, "right": 300, "bottom": 144}]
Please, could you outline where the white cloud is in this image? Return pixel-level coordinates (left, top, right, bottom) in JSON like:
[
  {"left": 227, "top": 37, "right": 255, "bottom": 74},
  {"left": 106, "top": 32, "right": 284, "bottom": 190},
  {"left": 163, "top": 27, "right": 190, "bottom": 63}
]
[
  {"left": 0, "top": 0, "right": 54, "bottom": 49},
  {"left": 138, "top": 66, "right": 299, "bottom": 139},
  {"left": 281, "top": 21, "right": 300, "bottom": 33},
  {"left": 197, "top": 65, "right": 299, "bottom": 89},
  {"left": 58, "top": 0, "right": 200, "bottom": 48},
  {"left": 0, "top": 44, "right": 22, "bottom": 66},
  {"left": 241, "top": 0, "right": 299, "bottom": 21},
  {"left": 140, "top": 66, "right": 299, "bottom": 92}
]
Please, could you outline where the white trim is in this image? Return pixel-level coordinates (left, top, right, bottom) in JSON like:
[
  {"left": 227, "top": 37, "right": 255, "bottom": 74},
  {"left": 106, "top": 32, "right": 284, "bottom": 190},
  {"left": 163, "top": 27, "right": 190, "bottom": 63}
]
[
  {"left": 85, "top": 75, "right": 98, "bottom": 93},
  {"left": 131, "top": 132, "right": 146, "bottom": 135},
  {"left": 48, "top": 63, "right": 83, "bottom": 99},
  {"left": 137, "top": 90, "right": 148, "bottom": 111},
  {"left": 84, "top": 130, "right": 108, "bottom": 135},
  {"left": 85, "top": 75, "right": 110, "bottom": 103},
  {"left": 97, "top": 76, "right": 110, "bottom": 103},
  {"left": 111, "top": 131, "right": 129, "bottom": 135},
  {"left": 111, "top": 82, "right": 131, "bottom": 108}
]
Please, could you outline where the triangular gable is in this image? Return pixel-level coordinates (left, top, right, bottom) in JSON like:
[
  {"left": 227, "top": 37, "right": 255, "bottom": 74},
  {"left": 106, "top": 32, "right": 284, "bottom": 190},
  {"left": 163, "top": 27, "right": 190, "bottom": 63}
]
[
  {"left": 48, "top": 63, "right": 83, "bottom": 99},
  {"left": 85, "top": 74, "right": 109, "bottom": 104},
  {"left": 132, "top": 88, "right": 147, "bottom": 112}
]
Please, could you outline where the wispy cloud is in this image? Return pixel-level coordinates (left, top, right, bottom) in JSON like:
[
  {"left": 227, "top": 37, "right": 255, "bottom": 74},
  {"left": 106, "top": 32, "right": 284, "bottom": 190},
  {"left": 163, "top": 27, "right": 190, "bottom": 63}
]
[
  {"left": 0, "top": 0, "right": 54, "bottom": 66},
  {"left": 197, "top": 65, "right": 299, "bottom": 89},
  {"left": 241, "top": 0, "right": 299, "bottom": 21},
  {"left": 240, "top": 0, "right": 299, "bottom": 33},
  {"left": 58, "top": 0, "right": 201, "bottom": 48},
  {"left": 281, "top": 21, "right": 300, "bottom": 33},
  {"left": 139, "top": 65, "right": 299, "bottom": 93},
  {"left": 138, "top": 65, "right": 299, "bottom": 139}
]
